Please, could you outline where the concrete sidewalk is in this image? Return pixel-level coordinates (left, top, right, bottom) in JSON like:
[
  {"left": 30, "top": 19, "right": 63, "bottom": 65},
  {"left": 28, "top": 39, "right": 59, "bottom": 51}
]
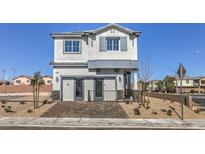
[{"left": 0, "top": 117, "right": 205, "bottom": 129}]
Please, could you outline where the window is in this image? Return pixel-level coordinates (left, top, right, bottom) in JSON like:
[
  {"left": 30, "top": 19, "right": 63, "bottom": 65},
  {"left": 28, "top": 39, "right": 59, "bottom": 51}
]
[
  {"left": 75, "top": 78, "right": 83, "bottom": 98},
  {"left": 47, "top": 80, "right": 52, "bottom": 84},
  {"left": 201, "top": 80, "right": 205, "bottom": 84},
  {"left": 114, "top": 69, "right": 120, "bottom": 73},
  {"left": 64, "top": 40, "right": 80, "bottom": 53},
  {"left": 106, "top": 38, "right": 119, "bottom": 51},
  {"left": 27, "top": 80, "right": 30, "bottom": 83},
  {"left": 186, "top": 80, "right": 189, "bottom": 84},
  {"left": 16, "top": 80, "right": 21, "bottom": 83}
]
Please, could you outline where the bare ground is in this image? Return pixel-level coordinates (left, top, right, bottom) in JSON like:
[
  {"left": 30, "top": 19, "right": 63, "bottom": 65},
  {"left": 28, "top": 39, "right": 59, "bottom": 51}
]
[
  {"left": 1, "top": 96, "right": 205, "bottom": 119},
  {"left": 0, "top": 96, "right": 56, "bottom": 117},
  {"left": 120, "top": 97, "right": 205, "bottom": 119}
]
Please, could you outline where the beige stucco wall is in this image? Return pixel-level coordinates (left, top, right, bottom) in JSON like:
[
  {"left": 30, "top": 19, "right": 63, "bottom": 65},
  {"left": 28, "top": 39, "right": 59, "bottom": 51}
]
[
  {"left": 42, "top": 77, "right": 53, "bottom": 85},
  {"left": 13, "top": 77, "right": 31, "bottom": 85}
]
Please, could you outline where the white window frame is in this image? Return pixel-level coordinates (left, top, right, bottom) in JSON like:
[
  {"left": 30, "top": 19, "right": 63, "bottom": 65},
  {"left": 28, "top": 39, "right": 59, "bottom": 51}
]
[
  {"left": 64, "top": 39, "right": 81, "bottom": 54},
  {"left": 106, "top": 37, "right": 120, "bottom": 51}
]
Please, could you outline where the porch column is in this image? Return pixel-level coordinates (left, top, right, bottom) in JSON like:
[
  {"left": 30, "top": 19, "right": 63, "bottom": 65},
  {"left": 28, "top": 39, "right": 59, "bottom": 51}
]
[{"left": 133, "top": 70, "right": 138, "bottom": 90}]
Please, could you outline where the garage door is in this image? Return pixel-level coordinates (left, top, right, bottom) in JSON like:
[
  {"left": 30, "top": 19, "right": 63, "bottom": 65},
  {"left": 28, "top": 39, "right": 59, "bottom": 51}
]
[
  {"left": 62, "top": 79, "right": 74, "bottom": 101},
  {"left": 104, "top": 78, "right": 116, "bottom": 101}
]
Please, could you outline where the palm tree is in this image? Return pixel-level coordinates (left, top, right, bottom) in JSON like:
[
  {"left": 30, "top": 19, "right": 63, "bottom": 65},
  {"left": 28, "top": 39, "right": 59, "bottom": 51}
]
[{"left": 31, "top": 71, "right": 45, "bottom": 109}]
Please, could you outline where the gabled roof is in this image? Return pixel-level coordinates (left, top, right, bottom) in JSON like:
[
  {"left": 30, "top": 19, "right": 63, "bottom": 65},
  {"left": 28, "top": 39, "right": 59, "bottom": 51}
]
[
  {"left": 164, "top": 75, "right": 194, "bottom": 80},
  {"left": 12, "top": 75, "right": 32, "bottom": 80},
  {"left": 43, "top": 75, "right": 53, "bottom": 79},
  {"left": 90, "top": 23, "right": 141, "bottom": 35},
  {"left": 51, "top": 23, "right": 141, "bottom": 38}
]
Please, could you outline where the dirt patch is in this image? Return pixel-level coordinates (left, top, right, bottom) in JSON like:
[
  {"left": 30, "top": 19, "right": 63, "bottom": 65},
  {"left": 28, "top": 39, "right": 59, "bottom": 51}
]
[
  {"left": 120, "top": 97, "right": 205, "bottom": 119},
  {"left": 0, "top": 96, "right": 56, "bottom": 117}
]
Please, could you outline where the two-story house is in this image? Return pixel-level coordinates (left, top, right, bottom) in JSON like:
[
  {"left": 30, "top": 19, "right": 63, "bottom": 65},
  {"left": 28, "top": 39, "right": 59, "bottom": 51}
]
[{"left": 51, "top": 24, "right": 140, "bottom": 101}]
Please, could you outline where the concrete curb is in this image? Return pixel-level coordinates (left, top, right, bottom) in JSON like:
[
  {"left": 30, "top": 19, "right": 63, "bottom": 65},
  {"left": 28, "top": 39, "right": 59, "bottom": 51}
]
[{"left": 0, "top": 117, "right": 205, "bottom": 130}]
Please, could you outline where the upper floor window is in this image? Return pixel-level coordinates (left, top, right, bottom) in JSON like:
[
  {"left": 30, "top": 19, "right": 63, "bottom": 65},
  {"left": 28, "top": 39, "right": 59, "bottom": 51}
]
[
  {"left": 186, "top": 80, "right": 189, "bottom": 84},
  {"left": 106, "top": 38, "right": 119, "bottom": 51},
  {"left": 64, "top": 40, "right": 80, "bottom": 53}
]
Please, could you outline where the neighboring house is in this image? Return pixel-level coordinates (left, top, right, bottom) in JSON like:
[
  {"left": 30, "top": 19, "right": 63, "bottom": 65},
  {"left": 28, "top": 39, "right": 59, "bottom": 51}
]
[
  {"left": 12, "top": 75, "right": 32, "bottom": 85},
  {"left": 0, "top": 80, "right": 11, "bottom": 85},
  {"left": 164, "top": 75, "right": 205, "bottom": 93},
  {"left": 146, "top": 80, "right": 161, "bottom": 92},
  {"left": 42, "top": 76, "right": 53, "bottom": 85},
  {"left": 51, "top": 23, "right": 140, "bottom": 101},
  {"left": 192, "top": 76, "right": 205, "bottom": 93}
]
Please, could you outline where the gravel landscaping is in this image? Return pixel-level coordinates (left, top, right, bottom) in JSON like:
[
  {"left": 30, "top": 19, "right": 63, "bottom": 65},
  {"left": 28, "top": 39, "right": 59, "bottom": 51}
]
[
  {"left": 0, "top": 96, "right": 56, "bottom": 117},
  {"left": 120, "top": 97, "right": 205, "bottom": 119},
  {"left": 1, "top": 95, "right": 205, "bottom": 119}
]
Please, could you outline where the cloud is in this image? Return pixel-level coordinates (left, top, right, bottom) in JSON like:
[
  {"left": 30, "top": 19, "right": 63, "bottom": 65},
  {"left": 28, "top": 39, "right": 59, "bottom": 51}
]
[{"left": 194, "top": 50, "right": 201, "bottom": 53}]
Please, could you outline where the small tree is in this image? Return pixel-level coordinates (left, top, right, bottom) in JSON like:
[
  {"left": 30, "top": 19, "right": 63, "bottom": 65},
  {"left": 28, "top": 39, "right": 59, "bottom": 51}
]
[
  {"left": 155, "top": 80, "right": 163, "bottom": 92},
  {"left": 139, "top": 57, "right": 154, "bottom": 106},
  {"left": 164, "top": 76, "right": 175, "bottom": 93},
  {"left": 31, "top": 71, "right": 45, "bottom": 109}
]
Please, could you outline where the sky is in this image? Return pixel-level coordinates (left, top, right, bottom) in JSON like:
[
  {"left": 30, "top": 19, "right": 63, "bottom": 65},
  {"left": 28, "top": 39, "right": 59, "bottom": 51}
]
[{"left": 0, "top": 23, "right": 205, "bottom": 80}]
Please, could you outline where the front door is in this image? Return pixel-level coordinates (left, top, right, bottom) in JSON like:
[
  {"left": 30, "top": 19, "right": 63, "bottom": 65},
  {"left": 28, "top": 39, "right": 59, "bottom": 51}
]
[{"left": 95, "top": 78, "right": 103, "bottom": 101}]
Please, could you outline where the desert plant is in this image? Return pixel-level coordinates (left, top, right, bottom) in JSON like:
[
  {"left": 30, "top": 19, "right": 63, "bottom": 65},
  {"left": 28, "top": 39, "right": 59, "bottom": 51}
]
[
  {"left": 43, "top": 99, "right": 48, "bottom": 105},
  {"left": 169, "top": 106, "right": 175, "bottom": 110},
  {"left": 27, "top": 109, "right": 33, "bottom": 113},
  {"left": 125, "top": 100, "right": 130, "bottom": 104},
  {"left": 133, "top": 107, "right": 140, "bottom": 115},
  {"left": 1, "top": 105, "right": 5, "bottom": 108},
  {"left": 47, "top": 101, "right": 53, "bottom": 104},
  {"left": 152, "top": 111, "right": 157, "bottom": 115},
  {"left": 20, "top": 101, "right": 26, "bottom": 104},
  {"left": 31, "top": 71, "right": 45, "bottom": 109},
  {"left": 1, "top": 100, "right": 6, "bottom": 104},
  {"left": 167, "top": 110, "right": 172, "bottom": 116},
  {"left": 161, "top": 109, "right": 167, "bottom": 112},
  {"left": 4, "top": 106, "right": 14, "bottom": 113}
]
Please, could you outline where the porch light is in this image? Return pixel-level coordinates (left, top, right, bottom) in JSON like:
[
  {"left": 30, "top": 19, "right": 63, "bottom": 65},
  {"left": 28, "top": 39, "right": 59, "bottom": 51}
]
[{"left": 119, "top": 76, "right": 121, "bottom": 82}]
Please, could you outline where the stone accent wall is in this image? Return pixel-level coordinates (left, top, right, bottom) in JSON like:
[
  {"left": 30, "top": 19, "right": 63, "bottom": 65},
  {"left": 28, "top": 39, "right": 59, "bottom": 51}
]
[
  {"left": 52, "top": 90, "right": 60, "bottom": 101},
  {"left": 146, "top": 92, "right": 183, "bottom": 103}
]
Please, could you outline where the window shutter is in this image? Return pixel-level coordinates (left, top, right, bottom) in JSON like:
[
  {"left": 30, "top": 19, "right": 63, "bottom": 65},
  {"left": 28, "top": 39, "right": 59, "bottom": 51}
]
[
  {"left": 99, "top": 37, "right": 106, "bottom": 51},
  {"left": 120, "top": 37, "right": 127, "bottom": 51},
  {"left": 79, "top": 40, "right": 82, "bottom": 52}
]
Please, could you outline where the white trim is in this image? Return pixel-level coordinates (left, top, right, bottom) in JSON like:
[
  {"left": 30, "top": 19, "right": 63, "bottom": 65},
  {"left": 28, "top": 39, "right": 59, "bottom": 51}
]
[{"left": 63, "top": 39, "right": 81, "bottom": 54}]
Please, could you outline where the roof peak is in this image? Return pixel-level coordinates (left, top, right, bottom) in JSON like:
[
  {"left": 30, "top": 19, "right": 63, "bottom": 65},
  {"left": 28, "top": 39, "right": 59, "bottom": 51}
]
[{"left": 51, "top": 23, "right": 141, "bottom": 37}]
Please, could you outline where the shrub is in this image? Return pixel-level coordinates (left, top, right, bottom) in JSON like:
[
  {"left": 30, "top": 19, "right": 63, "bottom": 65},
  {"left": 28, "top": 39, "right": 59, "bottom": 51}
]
[
  {"left": 47, "top": 101, "right": 53, "bottom": 104},
  {"left": 167, "top": 110, "right": 172, "bottom": 116},
  {"left": 27, "top": 109, "right": 33, "bottom": 113},
  {"left": 169, "top": 106, "right": 175, "bottom": 110},
  {"left": 190, "top": 90, "right": 195, "bottom": 93},
  {"left": 161, "top": 109, "right": 167, "bottom": 112},
  {"left": 4, "top": 106, "right": 14, "bottom": 113},
  {"left": 125, "top": 101, "right": 130, "bottom": 104},
  {"left": 133, "top": 108, "right": 140, "bottom": 115},
  {"left": 43, "top": 100, "right": 48, "bottom": 105},
  {"left": 152, "top": 111, "right": 157, "bottom": 115},
  {"left": 1, "top": 105, "right": 5, "bottom": 108},
  {"left": 20, "top": 101, "right": 26, "bottom": 104},
  {"left": 1, "top": 100, "right": 6, "bottom": 104}
]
